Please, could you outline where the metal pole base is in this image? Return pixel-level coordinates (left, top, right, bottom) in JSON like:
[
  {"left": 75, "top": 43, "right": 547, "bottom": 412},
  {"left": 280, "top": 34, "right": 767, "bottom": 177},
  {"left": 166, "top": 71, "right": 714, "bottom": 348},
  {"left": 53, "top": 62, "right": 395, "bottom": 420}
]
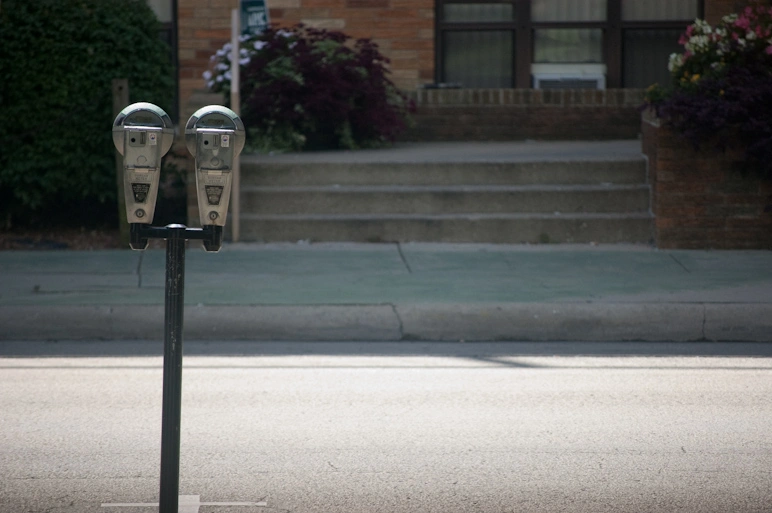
[{"left": 125, "top": 224, "right": 223, "bottom": 513}]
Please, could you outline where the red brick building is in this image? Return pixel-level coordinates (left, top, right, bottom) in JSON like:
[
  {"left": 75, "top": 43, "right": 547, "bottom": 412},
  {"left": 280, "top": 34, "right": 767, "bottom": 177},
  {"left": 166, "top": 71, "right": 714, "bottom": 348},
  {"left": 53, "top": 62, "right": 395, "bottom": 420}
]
[{"left": 162, "top": 0, "right": 750, "bottom": 139}]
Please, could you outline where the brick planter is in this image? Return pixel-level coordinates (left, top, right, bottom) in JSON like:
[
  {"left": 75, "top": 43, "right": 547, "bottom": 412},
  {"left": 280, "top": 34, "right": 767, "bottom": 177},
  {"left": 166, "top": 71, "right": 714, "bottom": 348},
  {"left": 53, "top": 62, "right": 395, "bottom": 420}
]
[
  {"left": 642, "top": 111, "right": 772, "bottom": 249},
  {"left": 404, "top": 88, "right": 646, "bottom": 141}
]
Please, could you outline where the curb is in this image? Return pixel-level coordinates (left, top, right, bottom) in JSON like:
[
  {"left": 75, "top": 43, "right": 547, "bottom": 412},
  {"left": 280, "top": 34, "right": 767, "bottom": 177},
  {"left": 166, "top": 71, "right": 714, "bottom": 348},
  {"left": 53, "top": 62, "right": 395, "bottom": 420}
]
[{"left": 2, "top": 304, "right": 771, "bottom": 342}]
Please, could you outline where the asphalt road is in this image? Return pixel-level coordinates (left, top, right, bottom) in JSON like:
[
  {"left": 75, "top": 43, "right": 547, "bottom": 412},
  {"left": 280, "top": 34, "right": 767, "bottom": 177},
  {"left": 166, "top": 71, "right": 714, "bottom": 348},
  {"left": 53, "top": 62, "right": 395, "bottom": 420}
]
[{"left": 2, "top": 341, "right": 772, "bottom": 513}]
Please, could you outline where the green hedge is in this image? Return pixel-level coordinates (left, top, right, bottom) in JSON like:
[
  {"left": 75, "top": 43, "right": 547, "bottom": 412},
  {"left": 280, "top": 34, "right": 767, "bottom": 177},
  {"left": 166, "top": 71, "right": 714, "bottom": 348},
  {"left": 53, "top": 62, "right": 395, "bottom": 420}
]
[{"left": 0, "top": 0, "right": 174, "bottom": 226}]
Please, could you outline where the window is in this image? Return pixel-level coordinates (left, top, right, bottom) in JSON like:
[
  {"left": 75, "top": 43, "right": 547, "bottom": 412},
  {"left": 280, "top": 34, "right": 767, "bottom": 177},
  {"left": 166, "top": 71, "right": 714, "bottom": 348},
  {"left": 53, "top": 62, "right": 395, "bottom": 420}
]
[
  {"left": 621, "top": 0, "right": 699, "bottom": 21},
  {"left": 623, "top": 29, "right": 683, "bottom": 88},
  {"left": 533, "top": 29, "right": 603, "bottom": 63},
  {"left": 444, "top": 31, "right": 514, "bottom": 88},
  {"left": 443, "top": 3, "right": 515, "bottom": 22},
  {"left": 436, "top": 0, "right": 702, "bottom": 88},
  {"left": 532, "top": 0, "right": 606, "bottom": 22}
]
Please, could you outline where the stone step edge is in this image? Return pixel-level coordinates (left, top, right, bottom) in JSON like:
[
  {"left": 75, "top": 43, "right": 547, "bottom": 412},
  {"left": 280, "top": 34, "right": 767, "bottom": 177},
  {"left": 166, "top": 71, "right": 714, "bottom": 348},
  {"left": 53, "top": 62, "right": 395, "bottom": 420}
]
[
  {"left": 239, "top": 157, "right": 647, "bottom": 167},
  {"left": 240, "top": 212, "right": 654, "bottom": 221},
  {"left": 239, "top": 184, "right": 651, "bottom": 193}
]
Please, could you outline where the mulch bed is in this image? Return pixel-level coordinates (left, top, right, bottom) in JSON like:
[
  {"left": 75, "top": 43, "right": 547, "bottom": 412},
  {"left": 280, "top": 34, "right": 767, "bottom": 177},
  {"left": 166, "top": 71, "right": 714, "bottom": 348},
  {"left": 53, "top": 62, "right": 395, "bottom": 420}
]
[{"left": 0, "top": 228, "right": 123, "bottom": 251}]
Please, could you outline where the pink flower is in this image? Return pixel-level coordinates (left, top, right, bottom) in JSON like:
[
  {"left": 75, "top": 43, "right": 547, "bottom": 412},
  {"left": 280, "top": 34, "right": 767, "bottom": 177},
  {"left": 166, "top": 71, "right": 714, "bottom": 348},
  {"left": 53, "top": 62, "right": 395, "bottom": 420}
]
[
  {"left": 766, "top": 45, "right": 772, "bottom": 54},
  {"left": 735, "top": 16, "right": 751, "bottom": 30}
]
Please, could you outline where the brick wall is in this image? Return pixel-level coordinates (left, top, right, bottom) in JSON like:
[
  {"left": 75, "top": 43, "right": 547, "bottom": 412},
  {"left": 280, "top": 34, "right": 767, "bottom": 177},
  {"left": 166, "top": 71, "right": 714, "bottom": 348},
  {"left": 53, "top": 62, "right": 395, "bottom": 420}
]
[
  {"left": 704, "top": 0, "right": 762, "bottom": 24},
  {"left": 178, "top": 0, "right": 238, "bottom": 122},
  {"left": 705, "top": 0, "right": 739, "bottom": 23},
  {"left": 403, "top": 88, "right": 646, "bottom": 141},
  {"left": 268, "top": 0, "right": 434, "bottom": 88},
  {"left": 641, "top": 112, "right": 772, "bottom": 249},
  {"left": 176, "top": 0, "right": 756, "bottom": 125}
]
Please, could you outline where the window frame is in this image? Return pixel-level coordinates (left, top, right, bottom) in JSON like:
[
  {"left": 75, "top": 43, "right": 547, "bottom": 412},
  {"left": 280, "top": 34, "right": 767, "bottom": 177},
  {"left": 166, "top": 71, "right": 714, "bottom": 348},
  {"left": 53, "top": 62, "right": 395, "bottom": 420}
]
[{"left": 435, "top": 0, "right": 704, "bottom": 88}]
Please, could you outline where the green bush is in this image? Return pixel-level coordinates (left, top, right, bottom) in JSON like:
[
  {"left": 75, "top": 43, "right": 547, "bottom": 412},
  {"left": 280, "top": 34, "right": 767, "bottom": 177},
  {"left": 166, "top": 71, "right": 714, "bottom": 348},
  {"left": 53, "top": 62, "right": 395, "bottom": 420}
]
[{"left": 0, "top": 0, "right": 174, "bottom": 227}]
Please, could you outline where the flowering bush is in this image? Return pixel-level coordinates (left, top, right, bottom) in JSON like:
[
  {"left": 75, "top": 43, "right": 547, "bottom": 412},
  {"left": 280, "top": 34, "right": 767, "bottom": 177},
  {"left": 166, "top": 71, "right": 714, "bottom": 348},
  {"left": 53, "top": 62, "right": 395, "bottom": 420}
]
[
  {"left": 645, "top": 1, "right": 772, "bottom": 176},
  {"left": 205, "top": 25, "right": 415, "bottom": 152}
]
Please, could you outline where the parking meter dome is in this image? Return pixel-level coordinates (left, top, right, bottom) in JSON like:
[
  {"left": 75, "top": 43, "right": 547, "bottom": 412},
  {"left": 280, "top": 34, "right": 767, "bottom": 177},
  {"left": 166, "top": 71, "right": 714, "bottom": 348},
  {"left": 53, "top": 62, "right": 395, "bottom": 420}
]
[
  {"left": 112, "top": 102, "right": 174, "bottom": 156},
  {"left": 184, "top": 105, "right": 245, "bottom": 158}
]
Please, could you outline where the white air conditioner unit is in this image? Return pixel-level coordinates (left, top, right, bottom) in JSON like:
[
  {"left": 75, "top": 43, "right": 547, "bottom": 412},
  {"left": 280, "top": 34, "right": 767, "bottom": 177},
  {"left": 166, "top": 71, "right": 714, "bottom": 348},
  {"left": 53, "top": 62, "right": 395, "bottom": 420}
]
[{"left": 533, "top": 73, "right": 606, "bottom": 90}]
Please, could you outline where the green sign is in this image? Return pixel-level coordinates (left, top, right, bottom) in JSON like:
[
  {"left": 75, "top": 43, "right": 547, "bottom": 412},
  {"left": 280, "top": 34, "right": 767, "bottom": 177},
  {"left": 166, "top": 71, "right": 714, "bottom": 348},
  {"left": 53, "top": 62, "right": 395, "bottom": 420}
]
[{"left": 241, "top": 0, "right": 269, "bottom": 36}]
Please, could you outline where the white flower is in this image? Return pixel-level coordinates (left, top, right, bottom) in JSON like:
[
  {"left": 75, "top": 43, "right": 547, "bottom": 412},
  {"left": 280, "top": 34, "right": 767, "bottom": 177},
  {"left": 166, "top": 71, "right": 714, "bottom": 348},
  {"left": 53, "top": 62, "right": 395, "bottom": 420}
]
[
  {"left": 668, "top": 52, "right": 684, "bottom": 72},
  {"left": 738, "top": 38, "right": 747, "bottom": 47},
  {"left": 722, "top": 13, "right": 738, "bottom": 24},
  {"left": 240, "top": 48, "right": 249, "bottom": 56},
  {"left": 216, "top": 62, "right": 229, "bottom": 71},
  {"left": 277, "top": 29, "right": 292, "bottom": 38},
  {"left": 747, "top": 30, "right": 757, "bottom": 40},
  {"left": 239, "top": 57, "right": 251, "bottom": 65},
  {"left": 203, "top": 70, "right": 212, "bottom": 80},
  {"left": 224, "top": 70, "right": 232, "bottom": 80},
  {"left": 693, "top": 19, "right": 712, "bottom": 35},
  {"left": 216, "top": 75, "right": 224, "bottom": 83},
  {"left": 685, "top": 35, "right": 710, "bottom": 53},
  {"left": 253, "top": 40, "right": 268, "bottom": 50},
  {"left": 239, "top": 34, "right": 251, "bottom": 43}
]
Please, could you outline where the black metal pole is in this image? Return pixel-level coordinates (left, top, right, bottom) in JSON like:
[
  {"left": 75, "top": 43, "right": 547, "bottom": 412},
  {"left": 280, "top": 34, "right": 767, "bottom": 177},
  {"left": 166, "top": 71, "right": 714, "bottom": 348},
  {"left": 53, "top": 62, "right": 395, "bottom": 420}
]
[{"left": 159, "top": 224, "right": 187, "bottom": 513}]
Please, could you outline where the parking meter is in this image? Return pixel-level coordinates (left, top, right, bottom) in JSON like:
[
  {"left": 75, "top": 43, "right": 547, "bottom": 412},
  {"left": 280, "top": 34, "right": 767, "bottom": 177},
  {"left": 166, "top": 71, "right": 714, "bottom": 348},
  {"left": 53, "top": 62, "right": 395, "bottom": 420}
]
[
  {"left": 185, "top": 105, "right": 245, "bottom": 252},
  {"left": 109, "top": 102, "right": 247, "bottom": 513},
  {"left": 112, "top": 102, "right": 174, "bottom": 250}
]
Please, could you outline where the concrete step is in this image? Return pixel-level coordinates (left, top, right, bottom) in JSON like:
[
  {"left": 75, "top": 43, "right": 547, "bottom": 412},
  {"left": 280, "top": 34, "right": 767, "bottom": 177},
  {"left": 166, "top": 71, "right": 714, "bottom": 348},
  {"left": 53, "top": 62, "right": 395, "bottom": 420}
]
[
  {"left": 241, "top": 184, "right": 651, "bottom": 215},
  {"left": 237, "top": 213, "right": 654, "bottom": 244},
  {"left": 239, "top": 159, "right": 647, "bottom": 187},
  {"left": 235, "top": 150, "right": 652, "bottom": 244}
]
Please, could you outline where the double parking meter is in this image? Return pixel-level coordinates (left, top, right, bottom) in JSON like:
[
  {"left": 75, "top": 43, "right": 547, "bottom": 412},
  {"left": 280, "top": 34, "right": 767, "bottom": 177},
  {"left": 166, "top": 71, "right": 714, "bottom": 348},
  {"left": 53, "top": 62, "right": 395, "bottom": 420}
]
[
  {"left": 185, "top": 106, "right": 245, "bottom": 251},
  {"left": 112, "top": 103, "right": 175, "bottom": 249},
  {"left": 113, "top": 103, "right": 244, "bottom": 252}
]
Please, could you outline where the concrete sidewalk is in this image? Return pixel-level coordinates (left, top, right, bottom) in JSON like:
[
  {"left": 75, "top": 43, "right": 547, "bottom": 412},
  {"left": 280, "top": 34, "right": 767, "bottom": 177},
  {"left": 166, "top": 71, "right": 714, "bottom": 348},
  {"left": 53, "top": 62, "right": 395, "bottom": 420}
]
[{"left": 1, "top": 242, "right": 771, "bottom": 342}]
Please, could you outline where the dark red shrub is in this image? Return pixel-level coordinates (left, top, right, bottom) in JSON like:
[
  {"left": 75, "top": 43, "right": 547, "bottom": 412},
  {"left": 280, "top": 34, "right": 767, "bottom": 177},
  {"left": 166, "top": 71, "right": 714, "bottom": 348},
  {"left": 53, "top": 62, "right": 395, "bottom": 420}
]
[{"left": 233, "top": 25, "right": 415, "bottom": 151}]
